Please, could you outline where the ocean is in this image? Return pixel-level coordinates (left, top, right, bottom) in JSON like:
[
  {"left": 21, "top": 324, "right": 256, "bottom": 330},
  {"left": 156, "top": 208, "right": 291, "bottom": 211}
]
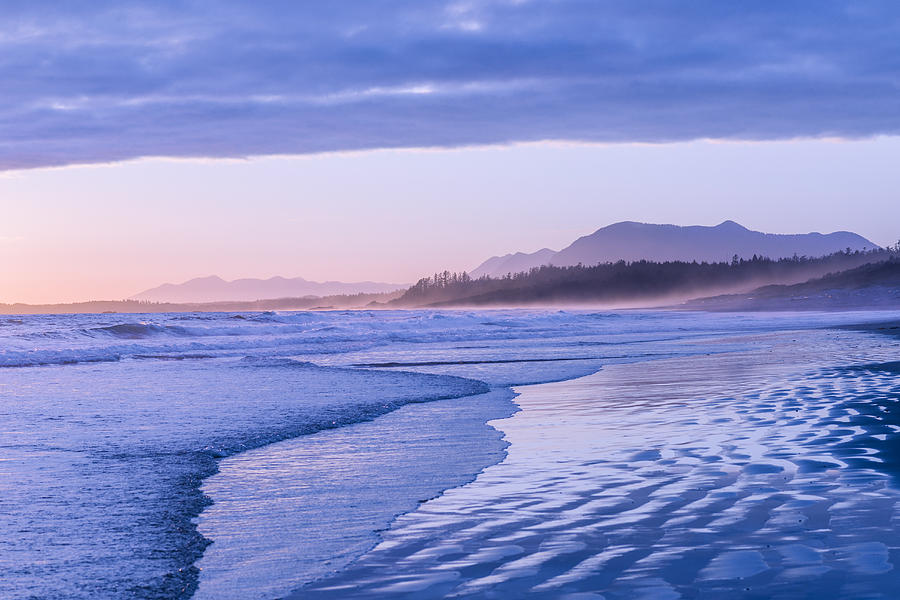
[{"left": 1, "top": 309, "right": 899, "bottom": 599}]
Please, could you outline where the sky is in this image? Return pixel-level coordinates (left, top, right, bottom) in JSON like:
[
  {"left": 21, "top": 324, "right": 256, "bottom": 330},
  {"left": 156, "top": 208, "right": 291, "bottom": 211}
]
[{"left": 1, "top": 1, "right": 899, "bottom": 303}]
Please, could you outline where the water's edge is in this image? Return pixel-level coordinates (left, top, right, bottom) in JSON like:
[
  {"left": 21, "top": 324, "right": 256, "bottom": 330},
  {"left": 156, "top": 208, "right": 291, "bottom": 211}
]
[
  {"left": 293, "top": 327, "right": 900, "bottom": 598},
  {"left": 194, "top": 336, "right": 796, "bottom": 597},
  {"left": 180, "top": 368, "right": 493, "bottom": 598},
  {"left": 196, "top": 386, "right": 524, "bottom": 599},
  {"left": 8, "top": 310, "right": 897, "bottom": 598}
]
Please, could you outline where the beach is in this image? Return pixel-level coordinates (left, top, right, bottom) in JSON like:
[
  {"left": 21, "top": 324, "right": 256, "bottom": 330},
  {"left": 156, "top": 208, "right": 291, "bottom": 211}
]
[
  {"left": 2, "top": 310, "right": 899, "bottom": 599},
  {"left": 294, "top": 327, "right": 900, "bottom": 598}
]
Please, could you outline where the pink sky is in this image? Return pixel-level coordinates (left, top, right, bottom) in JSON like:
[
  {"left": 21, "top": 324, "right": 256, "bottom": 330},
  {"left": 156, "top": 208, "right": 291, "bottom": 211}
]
[{"left": 2, "top": 139, "right": 898, "bottom": 304}]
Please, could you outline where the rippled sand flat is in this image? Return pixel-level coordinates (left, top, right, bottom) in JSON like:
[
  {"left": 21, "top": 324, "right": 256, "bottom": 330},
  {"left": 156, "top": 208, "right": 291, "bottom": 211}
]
[{"left": 297, "top": 330, "right": 900, "bottom": 599}]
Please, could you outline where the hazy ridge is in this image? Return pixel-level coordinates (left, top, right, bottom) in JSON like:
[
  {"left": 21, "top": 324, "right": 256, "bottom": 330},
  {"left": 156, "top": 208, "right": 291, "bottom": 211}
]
[
  {"left": 471, "top": 220, "right": 878, "bottom": 278},
  {"left": 131, "top": 275, "right": 406, "bottom": 303}
]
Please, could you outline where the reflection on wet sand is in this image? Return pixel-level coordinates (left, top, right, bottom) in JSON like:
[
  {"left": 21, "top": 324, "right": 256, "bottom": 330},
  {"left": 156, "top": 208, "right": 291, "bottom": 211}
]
[{"left": 298, "top": 330, "right": 900, "bottom": 599}]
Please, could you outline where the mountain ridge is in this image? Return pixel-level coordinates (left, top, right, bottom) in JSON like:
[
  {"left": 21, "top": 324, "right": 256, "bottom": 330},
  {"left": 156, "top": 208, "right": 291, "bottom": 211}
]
[
  {"left": 470, "top": 248, "right": 557, "bottom": 279},
  {"left": 470, "top": 221, "right": 878, "bottom": 278},
  {"left": 131, "top": 275, "right": 407, "bottom": 303}
]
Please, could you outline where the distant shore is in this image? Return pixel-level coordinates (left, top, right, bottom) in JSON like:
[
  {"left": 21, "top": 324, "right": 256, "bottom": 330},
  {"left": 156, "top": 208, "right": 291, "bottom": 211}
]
[{"left": 0, "top": 291, "right": 401, "bottom": 315}]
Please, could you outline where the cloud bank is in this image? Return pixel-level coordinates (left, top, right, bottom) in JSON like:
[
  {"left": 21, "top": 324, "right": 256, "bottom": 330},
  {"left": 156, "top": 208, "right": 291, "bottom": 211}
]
[{"left": 2, "top": 1, "right": 899, "bottom": 169}]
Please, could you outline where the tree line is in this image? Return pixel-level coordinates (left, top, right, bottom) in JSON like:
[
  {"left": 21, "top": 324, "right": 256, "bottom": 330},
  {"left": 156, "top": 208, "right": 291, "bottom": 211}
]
[{"left": 392, "top": 247, "right": 900, "bottom": 307}]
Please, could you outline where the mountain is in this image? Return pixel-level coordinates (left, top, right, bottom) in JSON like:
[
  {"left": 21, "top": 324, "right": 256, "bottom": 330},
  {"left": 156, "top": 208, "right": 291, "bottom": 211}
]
[
  {"left": 469, "top": 248, "right": 557, "bottom": 279},
  {"left": 131, "top": 275, "right": 407, "bottom": 303},
  {"left": 550, "top": 220, "right": 878, "bottom": 266},
  {"left": 470, "top": 221, "right": 878, "bottom": 277}
]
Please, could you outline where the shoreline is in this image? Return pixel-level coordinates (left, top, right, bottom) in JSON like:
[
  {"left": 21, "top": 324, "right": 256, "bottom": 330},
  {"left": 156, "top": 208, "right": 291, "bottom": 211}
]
[
  {"left": 194, "top": 388, "right": 520, "bottom": 599},
  {"left": 8, "top": 309, "right": 900, "bottom": 598},
  {"left": 197, "top": 316, "right": 900, "bottom": 598},
  {"left": 295, "top": 327, "right": 900, "bottom": 598},
  {"left": 192, "top": 345, "right": 628, "bottom": 596},
  {"left": 193, "top": 351, "right": 611, "bottom": 598}
]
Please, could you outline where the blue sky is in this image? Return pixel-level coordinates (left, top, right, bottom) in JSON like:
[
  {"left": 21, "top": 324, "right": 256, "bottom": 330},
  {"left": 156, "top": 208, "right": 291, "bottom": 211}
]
[{"left": 1, "top": 2, "right": 899, "bottom": 302}]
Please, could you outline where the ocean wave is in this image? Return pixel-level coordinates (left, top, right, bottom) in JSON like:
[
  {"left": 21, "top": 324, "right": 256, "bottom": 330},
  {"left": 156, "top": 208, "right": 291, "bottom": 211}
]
[
  {"left": 2, "top": 309, "right": 881, "bottom": 372},
  {"left": 8, "top": 310, "right": 652, "bottom": 348},
  {"left": 0, "top": 349, "right": 122, "bottom": 368},
  {"left": 132, "top": 353, "right": 217, "bottom": 361},
  {"left": 0, "top": 352, "right": 494, "bottom": 599},
  {"left": 89, "top": 322, "right": 195, "bottom": 339},
  {"left": 238, "top": 356, "right": 317, "bottom": 368},
  {"left": 86, "top": 321, "right": 317, "bottom": 340},
  {"left": 0, "top": 335, "right": 380, "bottom": 368}
]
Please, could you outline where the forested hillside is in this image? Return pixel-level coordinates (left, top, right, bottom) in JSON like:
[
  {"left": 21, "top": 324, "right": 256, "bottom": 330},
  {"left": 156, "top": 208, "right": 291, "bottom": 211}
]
[{"left": 394, "top": 247, "right": 899, "bottom": 307}]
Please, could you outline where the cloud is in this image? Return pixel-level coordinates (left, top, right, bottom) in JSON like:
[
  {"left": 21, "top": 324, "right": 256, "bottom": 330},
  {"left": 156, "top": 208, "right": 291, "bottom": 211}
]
[{"left": 1, "top": 0, "right": 899, "bottom": 169}]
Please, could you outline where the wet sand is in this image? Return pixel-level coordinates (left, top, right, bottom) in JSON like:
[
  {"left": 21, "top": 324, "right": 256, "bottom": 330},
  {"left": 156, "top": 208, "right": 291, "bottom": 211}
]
[
  {"left": 294, "top": 329, "right": 900, "bottom": 599},
  {"left": 842, "top": 319, "right": 900, "bottom": 339},
  {"left": 194, "top": 390, "right": 517, "bottom": 600}
]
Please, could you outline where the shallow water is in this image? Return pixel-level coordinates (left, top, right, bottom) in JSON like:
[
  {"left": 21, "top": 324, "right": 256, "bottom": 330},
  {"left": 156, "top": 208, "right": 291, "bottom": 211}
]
[
  {"left": 194, "top": 389, "right": 518, "bottom": 600},
  {"left": 1, "top": 309, "right": 898, "bottom": 598},
  {"left": 297, "top": 329, "right": 900, "bottom": 599}
]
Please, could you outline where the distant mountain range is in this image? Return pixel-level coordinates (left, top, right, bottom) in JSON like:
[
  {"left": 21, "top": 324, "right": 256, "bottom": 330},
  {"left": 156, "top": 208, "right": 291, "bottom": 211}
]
[
  {"left": 470, "top": 221, "right": 878, "bottom": 278},
  {"left": 131, "top": 275, "right": 407, "bottom": 303}
]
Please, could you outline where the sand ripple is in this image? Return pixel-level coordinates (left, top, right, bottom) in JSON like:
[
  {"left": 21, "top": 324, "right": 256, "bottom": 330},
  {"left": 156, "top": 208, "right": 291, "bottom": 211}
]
[{"left": 295, "top": 331, "right": 900, "bottom": 598}]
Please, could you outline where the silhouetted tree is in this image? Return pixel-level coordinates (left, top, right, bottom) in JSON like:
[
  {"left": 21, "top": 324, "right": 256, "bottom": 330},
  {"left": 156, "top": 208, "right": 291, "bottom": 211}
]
[{"left": 392, "top": 247, "right": 897, "bottom": 307}]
